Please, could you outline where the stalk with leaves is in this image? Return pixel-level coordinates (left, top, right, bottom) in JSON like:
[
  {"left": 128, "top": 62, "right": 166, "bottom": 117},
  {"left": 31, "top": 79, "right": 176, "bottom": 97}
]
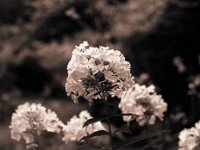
[{"left": 65, "top": 41, "right": 167, "bottom": 149}]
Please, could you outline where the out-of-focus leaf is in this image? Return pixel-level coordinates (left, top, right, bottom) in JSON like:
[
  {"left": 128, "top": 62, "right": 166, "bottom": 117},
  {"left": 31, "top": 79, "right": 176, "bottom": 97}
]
[
  {"left": 114, "top": 130, "right": 169, "bottom": 149},
  {"left": 80, "top": 130, "right": 109, "bottom": 141},
  {"left": 113, "top": 124, "right": 132, "bottom": 135},
  {"left": 83, "top": 117, "right": 107, "bottom": 128}
]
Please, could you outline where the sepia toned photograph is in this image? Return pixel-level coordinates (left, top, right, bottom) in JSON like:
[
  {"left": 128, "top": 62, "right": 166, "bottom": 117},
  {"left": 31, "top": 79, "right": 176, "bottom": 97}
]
[{"left": 0, "top": 0, "right": 200, "bottom": 149}]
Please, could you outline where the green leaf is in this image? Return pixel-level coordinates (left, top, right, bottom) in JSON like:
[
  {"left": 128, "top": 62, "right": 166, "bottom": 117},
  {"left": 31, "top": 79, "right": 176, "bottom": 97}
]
[
  {"left": 114, "top": 130, "right": 169, "bottom": 149},
  {"left": 83, "top": 117, "right": 107, "bottom": 128},
  {"left": 113, "top": 124, "right": 132, "bottom": 135},
  {"left": 80, "top": 130, "right": 109, "bottom": 141}
]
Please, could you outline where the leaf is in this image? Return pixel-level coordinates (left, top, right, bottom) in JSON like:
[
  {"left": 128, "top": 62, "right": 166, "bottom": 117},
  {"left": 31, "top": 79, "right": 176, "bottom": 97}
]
[
  {"left": 83, "top": 113, "right": 134, "bottom": 128},
  {"left": 140, "top": 137, "right": 161, "bottom": 149},
  {"left": 77, "top": 141, "right": 110, "bottom": 150},
  {"left": 108, "top": 113, "right": 135, "bottom": 119},
  {"left": 92, "top": 100, "right": 104, "bottom": 105},
  {"left": 80, "top": 130, "right": 109, "bottom": 141},
  {"left": 77, "top": 142, "right": 98, "bottom": 150},
  {"left": 114, "top": 130, "right": 169, "bottom": 149},
  {"left": 106, "top": 102, "right": 117, "bottom": 107},
  {"left": 113, "top": 124, "right": 132, "bottom": 135},
  {"left": 83, "top": 117, "right": 107, "bottom": 128}
]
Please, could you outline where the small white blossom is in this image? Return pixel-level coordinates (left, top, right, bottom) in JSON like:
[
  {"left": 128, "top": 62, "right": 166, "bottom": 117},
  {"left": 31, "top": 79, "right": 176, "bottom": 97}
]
[
  {"left": 119, "top": 84, "right": 167, "bottom": 126},
  {"left": 10, "top": 103, "right": 63, "bottom": 144},
  {"left": 173, "top": 56, "right": 187, "bottom": 74},
  {"left": 188, "top": 74, "right": 200, "bottom": 98},
  {"left": 62, "top": 110, "right": 106, "bottom": 144},
  {"left": 179, "top": 121, "right": 200, "bottom": 150},
  {"left": 66, "top": 41, "right": 134, "bottom": 103}
]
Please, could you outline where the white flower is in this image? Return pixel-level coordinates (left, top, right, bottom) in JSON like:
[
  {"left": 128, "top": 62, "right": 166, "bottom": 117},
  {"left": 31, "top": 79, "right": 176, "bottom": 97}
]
[
  {"left": 10, "top": 103, "right": 63, "bottom": 144},
  {"left": 119, "top": 84, "right": 167, "bottom": 126},
  {"left": 178, "top": 121, "right": 200, "bottom": 150},
  {"left": 66, "top": 41, "right": 134, "bottom": 103},
  {"left": 62, "top": 110, "right": 106, "bottom": 144}
]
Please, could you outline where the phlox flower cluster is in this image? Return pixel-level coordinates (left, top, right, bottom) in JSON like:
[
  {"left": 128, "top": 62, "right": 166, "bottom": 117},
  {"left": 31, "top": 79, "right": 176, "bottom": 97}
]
[
  {"left": 10, "top": 103, "right": 63, "bottom": 144},
  {"left": 65, "top": 41, "right": 134, "bottom": 103},
  {"left": 62, "top": 110, "right": 106, "bottom": 144},
  {"left": 179, "top": 121, "right": 200, "bottom": 150},
  {"left": 119, "top": 84, "right": 167, "bottom": 126}
]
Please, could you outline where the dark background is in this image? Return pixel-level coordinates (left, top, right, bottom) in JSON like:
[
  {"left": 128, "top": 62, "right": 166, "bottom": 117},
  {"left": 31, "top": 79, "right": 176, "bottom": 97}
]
[{"left": 0, "top": 0, "right": 200, "bottom": 149}]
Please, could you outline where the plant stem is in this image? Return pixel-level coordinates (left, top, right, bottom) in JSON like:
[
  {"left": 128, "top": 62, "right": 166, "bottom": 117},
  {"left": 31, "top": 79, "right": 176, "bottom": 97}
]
[
  {"left": 26, "top": 131, "right": 39, "bottom": 150},
  {"left": 106, "top": 102, "right": 114, "bottom": 150},
  {"left": 102, "top": 95, "right": 114, "bottom": 150},
  {"left": 97, "top": 82, "right": 114, "bottom": 149}
]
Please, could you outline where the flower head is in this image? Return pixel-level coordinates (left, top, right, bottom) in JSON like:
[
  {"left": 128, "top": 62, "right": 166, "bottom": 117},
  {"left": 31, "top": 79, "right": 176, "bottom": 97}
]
[
  {"left": 179, "top": 121, "right": 200, "bottom": 150},
  {"left": 10, "top": 103, "right": 63, "bottom": 144},
  {"left": 62, "top": 110, "right": 106, "bottom": 144},
  {"left": 66, "top": 41, "right": 134, "bottom": 103},
  {"left": 119, "top": 84, "right": 167, "bottom": 126}
]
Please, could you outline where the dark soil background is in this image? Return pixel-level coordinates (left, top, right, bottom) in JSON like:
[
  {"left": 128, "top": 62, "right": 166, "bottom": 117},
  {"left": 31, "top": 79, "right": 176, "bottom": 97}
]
[{"left": 0, "top": 0, "right": 200, "bottom": 149}]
